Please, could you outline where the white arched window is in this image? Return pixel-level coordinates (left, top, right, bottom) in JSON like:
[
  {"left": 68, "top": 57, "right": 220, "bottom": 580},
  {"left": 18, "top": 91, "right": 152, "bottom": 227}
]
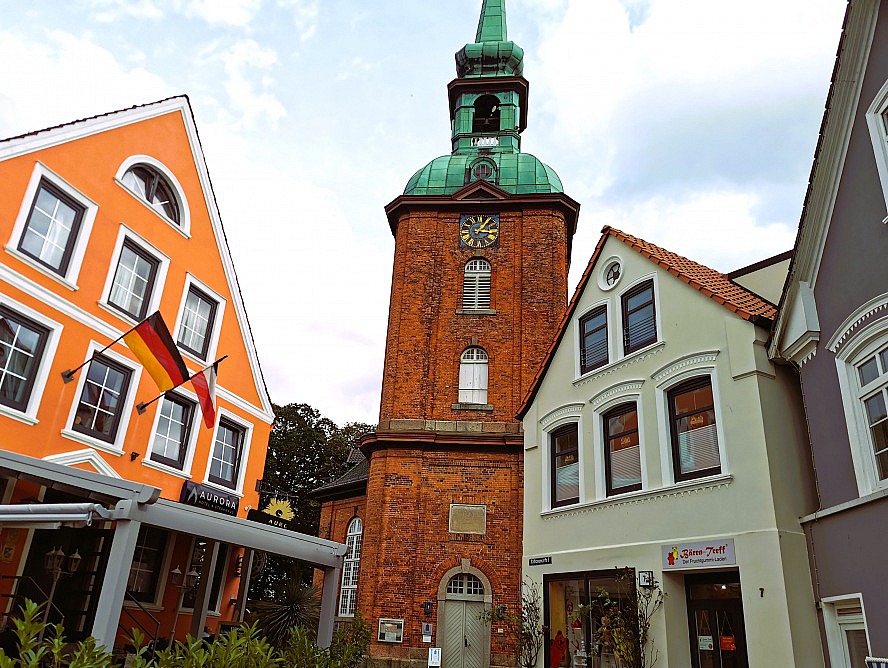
[
  {"left": 459, "top": 347, "right": 489, "bottom": 405},
  {"left": 462, "top": 259, "right": 491, "bottom": 310},
  {"left": 338, "top": 517, "right": 363, "bottom": 617}
]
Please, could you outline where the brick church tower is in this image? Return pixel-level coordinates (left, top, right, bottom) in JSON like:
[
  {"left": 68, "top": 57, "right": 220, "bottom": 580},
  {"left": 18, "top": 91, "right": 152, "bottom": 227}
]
[{"left": 315, "top": 2, "right": 578, "bottom": 666}]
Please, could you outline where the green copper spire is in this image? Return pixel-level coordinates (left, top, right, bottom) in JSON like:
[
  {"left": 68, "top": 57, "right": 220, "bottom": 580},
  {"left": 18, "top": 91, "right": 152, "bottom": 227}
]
[
  {"left": 402, "top": 0, "right": 563, "bottom": 196},
  {"left": 475, "top": 0, "right": 507, "bottom": 42},
  {"left": 456, "top": 0, "right": 523, "bottom": 78}
]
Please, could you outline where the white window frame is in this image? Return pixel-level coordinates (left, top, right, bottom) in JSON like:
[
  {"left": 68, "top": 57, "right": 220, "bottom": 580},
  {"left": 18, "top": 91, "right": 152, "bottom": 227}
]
[
  {"left": 865, "top": 78, "right": 888, "bottom": 223},
  {"left": 144, "top": 387, "right": 201, "bottom": 478},
  {"left": 822, "top": 594, "right": 871, "bottom": 668},
  {"left": 6, "top": 162, "right": 98, "bottom": 289},
  {"left": 462, "top": 258, "right": 492, "bottom": 310},
  {"left": 540, "top": 408, "right": 585, "bottom": 511},
  {"left": 458, "top": 346, "right": 489, "bottom": 405},
  {"left": 61, "top": 341, "right": 142, "bottom": 456},
  {"left": 592, "top": 389, "right": 647, "bottom": 499},
  {"left": 0, "top": 295, "right": 62, "bottom": 425},
  {"left": 115, "top": 155, "right": 191, "bottom": 235},
  {"left": 338, "top": 516, "right": 363, "bottom": 617},
  {"left": 202, "top": 408, "right": 252, "bottom": 496},
  {"left": 834, "top": 313, "right": 888, "bottom": 496},
  {"left": 654, "top": 363, "right": 727, "bottom": 487},
  {"left": 173, "top": 274, "right": 226, "bottom": 364},
  {"left": 100, "top": 225, "right": 170, "bottom": 324}
]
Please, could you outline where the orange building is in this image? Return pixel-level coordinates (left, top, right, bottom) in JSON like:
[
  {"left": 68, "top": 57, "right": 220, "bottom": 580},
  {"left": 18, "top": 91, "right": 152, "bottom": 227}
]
[{"left": 0, "top": 97, "right": 344, "bottom": 653}]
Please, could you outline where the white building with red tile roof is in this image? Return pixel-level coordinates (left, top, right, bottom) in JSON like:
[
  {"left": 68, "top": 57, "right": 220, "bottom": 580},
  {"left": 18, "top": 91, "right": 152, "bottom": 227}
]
[{"left": 518, "top": 227, "right": 823, "bottom": 668}]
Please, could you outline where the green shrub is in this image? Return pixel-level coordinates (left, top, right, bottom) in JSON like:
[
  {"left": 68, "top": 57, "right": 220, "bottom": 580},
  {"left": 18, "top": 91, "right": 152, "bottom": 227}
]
[{"left": 0, "top": 599, "right": 367, "bottom": 668}]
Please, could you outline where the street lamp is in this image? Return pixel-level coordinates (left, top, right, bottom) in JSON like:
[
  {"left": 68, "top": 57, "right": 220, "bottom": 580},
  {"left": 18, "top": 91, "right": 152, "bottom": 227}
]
[
  {"left": 39, "top": 546, "right": 81, "bottom": 640},
  {"left": 169, "top": 565, "right": 199, "bottom": 642}
]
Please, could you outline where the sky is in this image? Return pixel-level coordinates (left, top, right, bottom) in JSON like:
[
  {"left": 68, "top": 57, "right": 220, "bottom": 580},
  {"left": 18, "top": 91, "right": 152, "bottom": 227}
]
[{"left": 0, "top": 0, "right": 847, "bottom": 426}]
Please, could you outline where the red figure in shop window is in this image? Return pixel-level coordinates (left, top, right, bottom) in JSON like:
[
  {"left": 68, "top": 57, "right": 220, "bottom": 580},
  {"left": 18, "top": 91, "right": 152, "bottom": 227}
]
[{"left": 551, "top": 630, "right": 568, "bottom": 667}]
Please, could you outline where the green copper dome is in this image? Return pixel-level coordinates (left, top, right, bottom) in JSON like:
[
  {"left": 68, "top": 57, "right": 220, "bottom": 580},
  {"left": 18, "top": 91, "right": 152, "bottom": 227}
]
[{"left": 405, "top": 153, "right": 563, "bottom": 195}]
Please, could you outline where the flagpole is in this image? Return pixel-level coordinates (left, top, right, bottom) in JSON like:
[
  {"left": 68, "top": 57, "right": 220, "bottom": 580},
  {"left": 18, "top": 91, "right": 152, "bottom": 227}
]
[
  {"left": 135, "top": 356, "right": 228, "bottom": 415},
  {"left": 60, "top": 316, "right": 157, "bottom": 383}
]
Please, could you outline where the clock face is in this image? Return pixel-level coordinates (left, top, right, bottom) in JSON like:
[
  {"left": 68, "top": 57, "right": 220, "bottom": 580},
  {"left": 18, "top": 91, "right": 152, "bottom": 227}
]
[{"left": 459, "top": 214, "right": 500, "bottom": 249}]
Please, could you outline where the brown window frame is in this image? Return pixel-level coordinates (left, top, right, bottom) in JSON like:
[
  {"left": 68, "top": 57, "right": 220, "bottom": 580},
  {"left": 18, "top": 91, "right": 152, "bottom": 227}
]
[
  {"left": 108, "top": 238, "right": 160, "bottom": 321},
  {"left": 0, "top": 306, "right": 50, "bottom": 412},
  {"left": 668, "top": 376, "right": 721, "bottom": 482},
  {"left": 550, "top": 423, "right": 580, "bottom": 508},
  {"left": 18, "top": 178, "right": 85, "bottom": 276},
  {"left": 579, "top": 305, "right": 608, "bottom": 374},
  {"left": 177, "top": 284, "right": 218, "bottom": 360},
  {"left": 150, "top": 393, "right": 195, "bottom": 470},
  {"left": 603, "top": 402, "right": 642, "bottom": 496},
  {"left": 622, "top": 280, "right": 657, "bottom": 354}
]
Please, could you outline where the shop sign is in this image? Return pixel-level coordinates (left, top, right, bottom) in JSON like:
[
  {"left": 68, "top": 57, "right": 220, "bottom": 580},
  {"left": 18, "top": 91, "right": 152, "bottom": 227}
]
[
  {"left": 247, "top": 497, "right": 299, "bottom": 530},
  {"left": 720, "top": 636, "right": 736, "bottom": 651},
  {"left": 662, "top": 538, "right": 735, "bottom": 570},
  {"left": 378, "top": 618, "right": 404, "bottom": 643},
  {"left": 698, "top": 635, "right": 714, "bottom": 651},
  {"left": 179, "top": 481, "right": 239, "bottom": 516}
]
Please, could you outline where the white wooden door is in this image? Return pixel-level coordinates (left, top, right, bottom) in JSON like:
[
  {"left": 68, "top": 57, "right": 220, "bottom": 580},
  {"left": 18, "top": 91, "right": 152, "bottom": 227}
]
[{"left": 442, "top": 600, "right": 486, "bottom": 668}]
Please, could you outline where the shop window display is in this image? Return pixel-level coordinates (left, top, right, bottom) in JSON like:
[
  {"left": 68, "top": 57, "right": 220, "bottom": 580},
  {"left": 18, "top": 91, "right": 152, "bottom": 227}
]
[{"left": 545, "top": 569, "right": 638, "bottom": 668}]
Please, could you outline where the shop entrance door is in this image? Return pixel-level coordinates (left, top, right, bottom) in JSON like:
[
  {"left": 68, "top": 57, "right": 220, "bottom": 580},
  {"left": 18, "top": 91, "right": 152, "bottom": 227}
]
[{"left": 686, "top": 572, "right": 748, "bottom": 668}]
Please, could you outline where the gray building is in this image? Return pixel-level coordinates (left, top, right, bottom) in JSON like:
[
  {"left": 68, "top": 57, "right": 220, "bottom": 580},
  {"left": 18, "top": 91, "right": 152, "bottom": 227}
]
[{"left": 771, "top": 0, "right": 888, "bottom": 663}]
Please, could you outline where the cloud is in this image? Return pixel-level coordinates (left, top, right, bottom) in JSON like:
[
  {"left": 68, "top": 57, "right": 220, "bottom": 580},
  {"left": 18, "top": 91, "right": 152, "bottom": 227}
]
[
  {"left": 196, "top": 39, "right": 286, "bottom": 128},
  {"left": 0, "top": 30, "right": 170, "bottom": 137},
  {"left": 87, "top": 0, "right": 166, "bottom": 22},
  {"left": 277, "top": 0, "right": 319, "bottom": 41},
  {"left": 186, "top": 0, "right": 262, "bottom": 27}
]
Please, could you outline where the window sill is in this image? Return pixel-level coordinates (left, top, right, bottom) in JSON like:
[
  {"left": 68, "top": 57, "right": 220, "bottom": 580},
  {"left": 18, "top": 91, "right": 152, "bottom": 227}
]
[
  {"left": 540, "top": 473, "right": 733, "bottom": 518},
  {"left": 4, "top": 246, "right": 79, "bottom": 291},
  {"left": 142, "top": 458, "right": 191, "bottom": 479},
  {"left": 451, "top": 403, "right": 494, "bottom": 411},
  {"left": 456, "top": 309, "right": 497, "bottom": 316},
  {"left": 60, "top": 429, "right": 124, "bottom": 456},
  {"left": 0, "top": 404, "right": 38, "bottom": 425},
  {"left": 574, "top": 341, "right": 666, "bottom": 388},
  {"left": 200, "top": 478, "right": 244, "bottom": 498}
]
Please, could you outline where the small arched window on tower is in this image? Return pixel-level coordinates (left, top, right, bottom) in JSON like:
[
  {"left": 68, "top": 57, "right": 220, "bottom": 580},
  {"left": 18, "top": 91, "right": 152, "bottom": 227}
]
[
  {"left": 459, "top": 347, "right": 489, "bottom": 405},
  {"left": 338, "top": 516, "right": 363, "bottom": 617},
  {"left": 472, "top": 94, "right": 501, "bottom": 134},
  {"left": 462, "top": 258, "right": 491, "bottom": 310},
  {"left": 122, "top": 163, "right": 181, "bottom": 224}
]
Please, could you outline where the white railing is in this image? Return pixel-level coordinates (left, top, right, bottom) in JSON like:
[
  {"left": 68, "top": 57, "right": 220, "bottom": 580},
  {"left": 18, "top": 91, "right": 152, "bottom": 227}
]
[{"left": 471, "top": 136, "right": 498, "bottom": 147}]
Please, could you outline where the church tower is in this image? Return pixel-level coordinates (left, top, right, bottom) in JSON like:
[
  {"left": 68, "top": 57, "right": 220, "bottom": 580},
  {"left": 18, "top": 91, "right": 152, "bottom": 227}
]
[{"left": 321, "top": 3, "right": 578, "bottom": 666}]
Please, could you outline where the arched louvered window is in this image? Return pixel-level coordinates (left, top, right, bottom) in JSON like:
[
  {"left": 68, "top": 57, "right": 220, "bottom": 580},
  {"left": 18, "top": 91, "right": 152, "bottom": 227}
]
[
  {"left": 338, "top": 517, "right": 363, "bottom": 617},
  {"left": 458, "top": 347, "right": 489, "bottom": 405},
  {"left": 462, "top": 259, "right": 491, "bottom": 310},
  {"left": 122, "top": 164, "right": 181, "bottom": 223}
]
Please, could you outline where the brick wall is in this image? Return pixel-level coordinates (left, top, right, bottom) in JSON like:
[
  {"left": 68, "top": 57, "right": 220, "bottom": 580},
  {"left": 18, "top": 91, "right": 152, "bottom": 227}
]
[{"left": 379, "top": 205, "right": 571, "bottom": 427}]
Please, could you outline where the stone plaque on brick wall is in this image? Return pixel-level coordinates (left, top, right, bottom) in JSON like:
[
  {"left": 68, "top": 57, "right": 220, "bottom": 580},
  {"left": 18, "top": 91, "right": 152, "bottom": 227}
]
[{"left": 449, "top": 504, "right": 487, "bottom": 534}]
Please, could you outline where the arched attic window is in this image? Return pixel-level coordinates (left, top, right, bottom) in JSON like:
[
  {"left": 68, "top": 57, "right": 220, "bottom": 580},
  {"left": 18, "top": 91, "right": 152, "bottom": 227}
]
[
  {"left": 472, "top": 95, "right": 501, "bottom": 134},
  {"left": 116, "top": 156, "right": 189, "bottom": 231},
  {"left": 122, "top": 164, "right": 180, "bottom": 223}
]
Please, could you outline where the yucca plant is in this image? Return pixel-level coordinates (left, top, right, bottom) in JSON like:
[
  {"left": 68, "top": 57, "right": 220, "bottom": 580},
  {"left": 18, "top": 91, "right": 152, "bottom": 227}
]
[{"left": 250, "top": 582, "right": 321, "bottom": 649}]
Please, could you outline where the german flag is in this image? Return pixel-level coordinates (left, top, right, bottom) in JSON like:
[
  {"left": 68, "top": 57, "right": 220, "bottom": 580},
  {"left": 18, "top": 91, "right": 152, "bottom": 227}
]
[{"left": 123, "top": 312, "right": 189, "bottom": 392}]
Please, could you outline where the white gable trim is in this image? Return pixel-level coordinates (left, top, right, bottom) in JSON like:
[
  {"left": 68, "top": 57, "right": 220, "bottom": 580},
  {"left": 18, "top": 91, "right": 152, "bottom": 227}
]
[{"left": 44, "top": 449, "right": 122, "bottom": 479}]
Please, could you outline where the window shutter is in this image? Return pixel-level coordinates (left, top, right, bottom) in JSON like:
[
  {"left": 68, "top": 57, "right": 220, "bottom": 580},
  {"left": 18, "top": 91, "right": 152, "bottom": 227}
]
[
  {"left": 610, "top": 445, "right": 641, "bottom": 489},
  {"left": 555, "top": 461, "right": 579, "bottom": 502}
]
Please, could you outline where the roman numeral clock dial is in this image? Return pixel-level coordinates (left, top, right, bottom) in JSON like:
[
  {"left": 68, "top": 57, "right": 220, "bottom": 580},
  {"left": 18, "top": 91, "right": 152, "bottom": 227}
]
[{"left": 459, "top": 214, "right": 500, "bottom": 249}]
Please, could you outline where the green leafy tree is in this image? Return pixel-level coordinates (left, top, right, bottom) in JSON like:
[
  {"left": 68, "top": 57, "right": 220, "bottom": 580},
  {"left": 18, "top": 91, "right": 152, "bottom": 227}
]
[{"left": 249, "top": 403, "right": 373, "bottom": 598}]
